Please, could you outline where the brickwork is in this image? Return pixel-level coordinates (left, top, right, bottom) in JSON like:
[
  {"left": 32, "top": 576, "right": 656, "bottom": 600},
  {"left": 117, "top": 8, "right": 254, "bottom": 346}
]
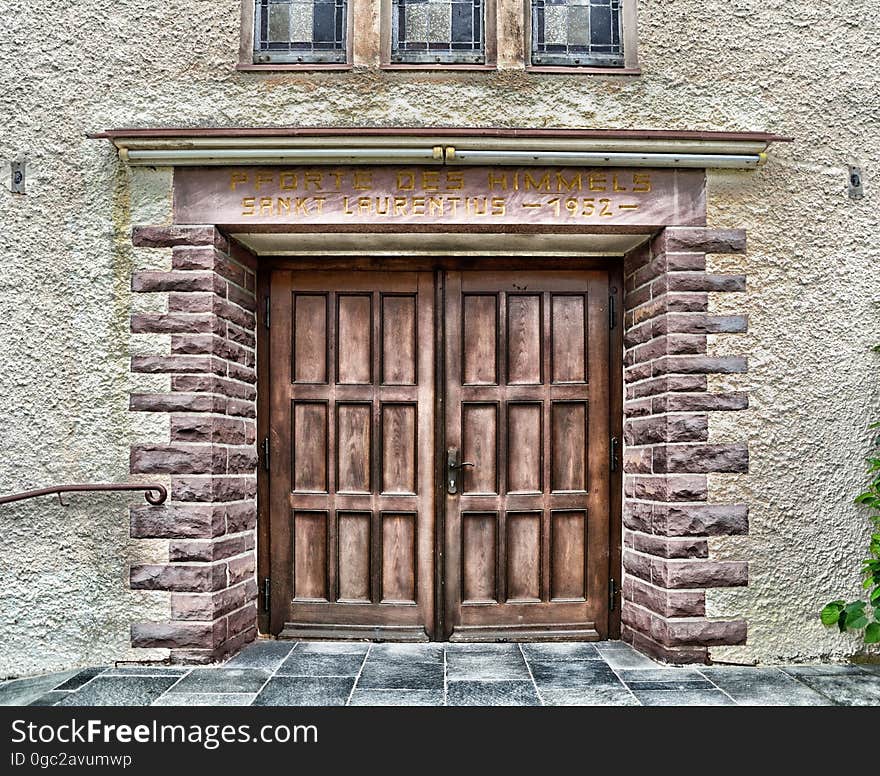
[
  {"left": 128, "top": 225, "right": 259, "bottom": 664},
  {"left": 621, "top": 226, "right": 750, "bottom": 664}
]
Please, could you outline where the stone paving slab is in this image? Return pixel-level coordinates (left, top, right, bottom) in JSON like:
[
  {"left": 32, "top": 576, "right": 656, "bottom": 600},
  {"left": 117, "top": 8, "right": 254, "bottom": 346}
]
[
  {"left": 446, "top": 651, "right": 530, "bottom": 682},
  {"left": 349, "top": 689, "right": 443, "bottom": 706},
  {"left": 358, "top": 659, "right": 445, "bottom": 690},
  {"left": 168, "top": 668, "right": 270, "bottom": 694},
  {"left": 0, "top": 670, "right": 79, "bottom": 706},
  {"left": 446, "top": 680, "right": 540, "bottom": 706},
  {"left": 253, "top": 677, "right": 354, "bottom": 706},
  {"left": 56, "top": 676, "right": 179, "bottom": 707},
  {"left": 700, "top": 666, "right": 831, "bottom": 706},
  {"left": 633, "top": 688, "right": 736, "bottom": 706},
  {"left": 5, "top": 641, "right": 880, "bottom": 707},
  {"left": 152, "top": 693, "right": 257, "bottom": 707},
  {"left": 276, "top": 652, "right": 365, "bottom": 677}
]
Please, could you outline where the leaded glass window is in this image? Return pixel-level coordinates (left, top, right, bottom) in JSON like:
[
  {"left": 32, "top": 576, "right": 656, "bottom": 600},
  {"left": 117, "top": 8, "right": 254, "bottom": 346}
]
[
  {"left": 254, "top": 0, "right": 347, "bottom": 64},
  {"left": 531, "top": 0, "right": 623, "bottom": 67},
  {"left": 391, "top": 0, "right": 484, "bottom": 64}
]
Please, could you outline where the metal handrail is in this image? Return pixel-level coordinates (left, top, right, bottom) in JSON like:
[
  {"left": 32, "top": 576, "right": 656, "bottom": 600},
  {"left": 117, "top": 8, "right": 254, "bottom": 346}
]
[{"left": 0, "top": 483, "right": 168, "bottom": 507}]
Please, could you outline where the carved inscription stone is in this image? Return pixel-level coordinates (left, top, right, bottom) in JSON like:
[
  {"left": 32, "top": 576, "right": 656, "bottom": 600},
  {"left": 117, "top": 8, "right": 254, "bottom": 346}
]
[{"left": 173, "top": 166, "right": 707, "bottom": 228}]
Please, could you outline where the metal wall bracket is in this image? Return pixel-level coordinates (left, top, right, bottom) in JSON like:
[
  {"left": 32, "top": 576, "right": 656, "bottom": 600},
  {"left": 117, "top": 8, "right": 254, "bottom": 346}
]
[
  {"left": 10, "top": 160, "right": 24, "bottom": 194},
  {"left": 849, "top": 165, "right": 864, "bottom": 199}
]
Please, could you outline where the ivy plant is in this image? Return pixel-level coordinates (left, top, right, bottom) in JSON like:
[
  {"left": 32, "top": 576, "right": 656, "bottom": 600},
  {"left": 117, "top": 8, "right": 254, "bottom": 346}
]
[{"left": 821, "top": 345, "right": 880, "bottom": 645}]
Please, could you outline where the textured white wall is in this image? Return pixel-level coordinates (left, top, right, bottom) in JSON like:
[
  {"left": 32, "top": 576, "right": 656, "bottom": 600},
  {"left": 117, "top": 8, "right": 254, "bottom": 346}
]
[{"left": 0, "top": 1, "right": 878, "bottom": 674}]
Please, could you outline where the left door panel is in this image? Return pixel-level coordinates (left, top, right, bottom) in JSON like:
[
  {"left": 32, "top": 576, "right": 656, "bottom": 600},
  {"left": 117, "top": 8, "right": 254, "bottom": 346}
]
[{"left": 268, "top": 270, "right": 435, "bottom": 640}]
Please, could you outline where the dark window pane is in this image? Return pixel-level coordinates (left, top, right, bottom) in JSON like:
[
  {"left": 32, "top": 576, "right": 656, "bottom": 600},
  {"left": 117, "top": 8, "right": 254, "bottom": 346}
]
[
  {"left": 590, "top": 4, "right": 612, "bottom": 45},
  {"left": 452, "top": 3, "right": 473, "bottom": 42},
  {"left": 314, "top": 3, "right": 336, "bottom": 42}
]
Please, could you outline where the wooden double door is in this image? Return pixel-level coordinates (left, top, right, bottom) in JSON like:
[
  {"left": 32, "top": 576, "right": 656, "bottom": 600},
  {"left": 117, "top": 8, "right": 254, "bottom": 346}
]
[{"left": 268, "top": 267, "right": 612, "bottom": 641}]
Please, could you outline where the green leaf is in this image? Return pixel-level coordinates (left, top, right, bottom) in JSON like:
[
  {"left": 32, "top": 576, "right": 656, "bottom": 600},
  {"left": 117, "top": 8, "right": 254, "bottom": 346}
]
[
  {"left": 870, "top": 587, "right": 880, "bottom": 604},
  {"left": 839, "top": 610, "right": 849, "bottom": 632},
  {"left": 846, "top": 614, "right": 869, "bottom": 630},
  {"left": 821, "top": 603, "right": 844, "bottom": 626},
  {"left": 845, "top": 601, "right": 867, "bottom": 614},
  {"left": 865, "top": 623, "right": 880, "bottom": 644}
]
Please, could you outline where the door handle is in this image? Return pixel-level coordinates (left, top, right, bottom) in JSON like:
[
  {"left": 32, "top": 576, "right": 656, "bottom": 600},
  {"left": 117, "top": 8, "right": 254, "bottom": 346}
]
[{"left": 447, "top": 447, "right": 474, "bottom": 495}]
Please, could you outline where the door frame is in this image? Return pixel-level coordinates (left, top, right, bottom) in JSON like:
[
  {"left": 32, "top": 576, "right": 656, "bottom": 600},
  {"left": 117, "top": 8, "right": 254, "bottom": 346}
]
[{"left": 256, "top": 256, "right": 624, "bottom": 640}]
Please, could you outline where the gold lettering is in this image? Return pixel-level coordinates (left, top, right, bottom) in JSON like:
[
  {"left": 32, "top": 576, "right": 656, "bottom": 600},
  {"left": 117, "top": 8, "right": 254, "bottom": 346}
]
[
  {"left": 556, "top": 172, "right": 582, "bottom": 192},
  {"left": 358, "top": 196, "right": 371, "bottom": 214},
  {"left": 471, "top": 197, "right": 488, "bottom": 216},
  {"left": 491, "top": 197, "right": 506, "bottom": 216},
  {"left": 230, "top": 172, "right": 249, "bottom": 191},
  {"left": 446, "top": 171, "right": 464, "bottom": 190},
  {"left": 313, "top": 196, "right": 326, "bottom": 214},
  {"left": 304, "top": 171, "right": 323, "bottom": 191},
  {"left": 599, "top": 198, "right": 613, "bottom": 217},
  {"left": 446, "top": 196, "right": 460, "bottom": 215},
  {"left": 354, "top": 171, "right": 373, "bottom": 191},
  {"left": 396, "top": 171, "right": 415, "bottom": 191},
  {"left": 422, "top": 171, "right": 440, "bottom": 191},
  {"left": 279, "top": 172, "right": 298, "bottom": 191},
  {"left": 411, "top": 196, "right": 426, "bottom": 215},
  {"left": 525, "top": 172, "right": 551, "bottom": 191},
  {"left": 277, "top": 197, "right": 291, "bottom": 216},
  {"left": 428, "top": 196, "right": 444, "bottom": 216},
  {"left": 294, "top": 197, "right": 310, "bottom": 215},
  {"left": 375, "top": 197, "right": 390, "bottom": 215},
  {"left": 259, "top": 197, "right": 274, "bottom": 216},
  {"left": 546, "top": 197, "right": 560, "bottom": 216},
  {"left": 343, "top": 196, "right": 354, "bottom": 215},
  {"left": 632, "top": 173, "right": 652, "bottom": 193},
  {"left": 241, "top": 197, "right": 256, "bottom": 216},
  {"left": 589, "top": 173, "right": 607, "bottom": 192},
  {"left": 488, "top": 170, "right": 508, "bottom": 190},
  {"left": 612, "top": 174, "right": 627, "bottom": 192},
  {"left": 393, "top": 196, "right": 407, "bottom": 215},
  {"left": 255, "top": 173, "right": 274, "bottom": 191}
]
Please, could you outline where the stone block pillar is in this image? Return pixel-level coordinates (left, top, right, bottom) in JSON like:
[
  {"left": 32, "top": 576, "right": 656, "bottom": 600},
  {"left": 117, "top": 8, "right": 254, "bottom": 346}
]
[
  {"left": 621, "top": 226, "right": 750, "bottom": 664},
  {"left": 127, "top": 225, "right": 259, "bottom": 663}
]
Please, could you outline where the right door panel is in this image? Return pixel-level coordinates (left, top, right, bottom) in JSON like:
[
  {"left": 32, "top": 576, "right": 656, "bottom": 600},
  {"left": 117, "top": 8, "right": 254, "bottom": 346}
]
[{"left": 444, "top": 271, "right": 611, "bottom": 641}]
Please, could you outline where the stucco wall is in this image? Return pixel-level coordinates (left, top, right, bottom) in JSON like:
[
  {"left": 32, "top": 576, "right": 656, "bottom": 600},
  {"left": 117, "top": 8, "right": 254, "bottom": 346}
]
[{"left": 1, "top": 0, "right": 878, "bottom": 674}]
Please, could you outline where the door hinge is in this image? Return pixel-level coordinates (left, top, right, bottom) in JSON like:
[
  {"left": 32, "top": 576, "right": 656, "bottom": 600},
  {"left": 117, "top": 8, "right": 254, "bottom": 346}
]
[
  {"left": 262, "top": 577, "right": 271, "bottom": 612},
  {"left": 609, "top": 293, "right": 617, "bottom": 330},
  {"left": 609, "top": 578, "right": 618, "bottom": 611},
  {"left": 262, "top": 436, "right": 270, "bottom": 472},
  {"left": 264, "top": 295, "right": 270, "bottom": 329},
  {"left": 610, "top": 436, "right": 619, "bottom": 472}
]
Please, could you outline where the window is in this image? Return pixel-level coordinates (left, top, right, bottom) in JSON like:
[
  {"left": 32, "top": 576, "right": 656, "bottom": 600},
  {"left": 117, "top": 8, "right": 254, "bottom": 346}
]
[
  {"left": 391, "top": 0, "right": 485, "bottom": 64},
  {"left": 531, "top": 0, "right": 623, "bottom": 67},
  {"left": 253, "top": 0, "right": 347, "bottom": 63},
  {"left": 243, "top": 0, "right": 636, "bottom": 70}
]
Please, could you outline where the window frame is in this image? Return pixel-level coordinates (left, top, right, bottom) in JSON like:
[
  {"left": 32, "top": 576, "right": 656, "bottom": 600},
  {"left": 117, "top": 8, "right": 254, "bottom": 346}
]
[
  {"left": 380, "top": 0, "right": 497, "bottom": 68},
  {"left": 524, "top": 0, "right": 638, "bottom": 72},
  {"left": 239, "top": 0, "right": 355, "bottom": 69}
]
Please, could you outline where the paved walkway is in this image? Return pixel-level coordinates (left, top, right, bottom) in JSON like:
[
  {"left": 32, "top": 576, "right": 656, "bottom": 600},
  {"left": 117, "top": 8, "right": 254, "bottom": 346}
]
[{"left": 2, "top": 641, "right": 879, "bottom": 706}]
